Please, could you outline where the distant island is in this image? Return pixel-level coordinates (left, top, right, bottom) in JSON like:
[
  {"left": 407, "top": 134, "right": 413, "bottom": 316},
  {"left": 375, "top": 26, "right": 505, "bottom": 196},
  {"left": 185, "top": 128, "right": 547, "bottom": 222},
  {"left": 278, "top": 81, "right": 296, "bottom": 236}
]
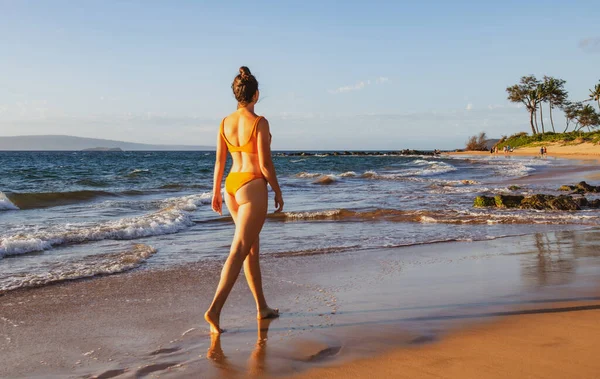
[
  {"left": 0, "top": 135, "right": 213, "bottom": 151},
  {"left": 82, "top": 147, "right": 123, "bottom": 152}
]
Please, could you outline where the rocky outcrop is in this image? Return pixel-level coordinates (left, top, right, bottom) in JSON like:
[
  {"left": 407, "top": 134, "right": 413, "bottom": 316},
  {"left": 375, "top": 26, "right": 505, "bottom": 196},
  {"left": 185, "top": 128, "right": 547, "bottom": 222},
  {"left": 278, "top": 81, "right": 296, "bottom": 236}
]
[
  {"left": 474, "top": 196, "right": 496, "bottom": 207},
  {"left": 558, "top": 181, "right": 600, "bottom": 194},
  {"left": 474, "top": 193, "right": 599, "bottom": 210},
  {"left": 494, "top": 195, "right": 524, "bottom": 208},
  {"left": 275, "top": 150, "right": 443, "bottom": 157}
]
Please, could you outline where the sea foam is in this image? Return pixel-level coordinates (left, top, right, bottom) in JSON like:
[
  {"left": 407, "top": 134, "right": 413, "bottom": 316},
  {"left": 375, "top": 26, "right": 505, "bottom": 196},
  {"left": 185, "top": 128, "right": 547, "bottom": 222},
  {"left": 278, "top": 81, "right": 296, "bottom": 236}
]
[
  {"left": 0, "top": 192, "right": 211, "bottom": 258},
  {"left": 0, "top": 192, "right": 19, "bottom": 211},
  {"left": 0, "top": 244, "right": 157, "bottom": 293}
]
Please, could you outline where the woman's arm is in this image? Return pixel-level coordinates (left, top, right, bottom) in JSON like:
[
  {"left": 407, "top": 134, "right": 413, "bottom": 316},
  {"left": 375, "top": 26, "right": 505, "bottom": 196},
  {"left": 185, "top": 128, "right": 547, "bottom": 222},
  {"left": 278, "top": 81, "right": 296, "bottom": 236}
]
[
  {"left": 256, "top": 117, "right": 284, "bottom": 212},
  {"left": 212, "top": 125, "right": 227, "bottom": 215}
]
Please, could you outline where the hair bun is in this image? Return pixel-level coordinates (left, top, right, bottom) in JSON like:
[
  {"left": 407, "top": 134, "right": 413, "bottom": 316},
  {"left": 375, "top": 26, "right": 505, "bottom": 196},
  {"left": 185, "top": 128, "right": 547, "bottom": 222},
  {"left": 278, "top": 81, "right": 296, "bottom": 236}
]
[{"left": 239, "top": 66, "right": 251, "bottom": 79}]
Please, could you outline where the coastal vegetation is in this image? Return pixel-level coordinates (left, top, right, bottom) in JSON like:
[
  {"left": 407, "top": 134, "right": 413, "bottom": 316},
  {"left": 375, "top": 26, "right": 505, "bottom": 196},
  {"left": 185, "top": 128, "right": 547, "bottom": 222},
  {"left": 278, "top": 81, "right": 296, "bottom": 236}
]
[
  {"left": 465, "top": 78, "right": 600, "bottom": 151},
  {"left": 506, "top": 76, "right": 600, "bottom": 135},
  {"left": 494, "top": 130, "right": 600, "bottom": 150},
  {"left": 465, "top": 132, "right": 489, "bottom": 151}
]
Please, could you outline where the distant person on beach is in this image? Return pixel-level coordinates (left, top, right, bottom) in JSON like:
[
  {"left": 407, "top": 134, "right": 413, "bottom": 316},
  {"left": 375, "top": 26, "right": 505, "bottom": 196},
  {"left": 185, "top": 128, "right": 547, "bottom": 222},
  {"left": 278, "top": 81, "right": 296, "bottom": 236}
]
[
  {"left": 540, "top": 146, "right": 544, "bottom": 156},
  {"left": 205, "top": 66, "right": 283, "bottom": 334}
]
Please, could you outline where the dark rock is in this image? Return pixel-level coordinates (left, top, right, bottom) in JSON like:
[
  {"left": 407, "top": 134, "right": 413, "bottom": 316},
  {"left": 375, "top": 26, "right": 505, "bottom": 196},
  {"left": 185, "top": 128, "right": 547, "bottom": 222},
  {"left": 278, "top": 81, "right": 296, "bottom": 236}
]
[
  {"left": 494, "top": 195, "right": 524, "bottom": 208},
  {"left": 574, "top": 197, "right": 589, "bottom": 207},
  {"left": 575, "top": 181, "right": 600, "bottom": 193},
  {"left": 508, "top": 185, "right": 521, "bottom": 191},
  {"left": 547, "top": 195, "right": 580, "bottom": 211},
  {"left": 520, "top": 194, "right": 556, "bottom": 210},
  {"left": 474, "top": 196, "right": 496, "bottom": 207},
  {"left": 558, "top": 185, "right": 575, "bottom": 191},
  {"left": 589, "top": 199, "right": 600, "bottom": 208}
]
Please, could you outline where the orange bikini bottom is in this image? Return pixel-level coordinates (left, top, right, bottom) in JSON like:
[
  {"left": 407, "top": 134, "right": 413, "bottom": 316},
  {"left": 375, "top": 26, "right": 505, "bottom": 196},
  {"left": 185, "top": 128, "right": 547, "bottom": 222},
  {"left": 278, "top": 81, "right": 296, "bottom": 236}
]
[{"left": 225, "top": 172, "right": 264, "bottom": 196}]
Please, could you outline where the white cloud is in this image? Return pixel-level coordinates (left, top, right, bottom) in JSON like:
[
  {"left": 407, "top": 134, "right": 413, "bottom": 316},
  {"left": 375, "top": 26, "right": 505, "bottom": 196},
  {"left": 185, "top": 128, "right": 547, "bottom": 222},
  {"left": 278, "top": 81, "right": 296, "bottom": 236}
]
[
  {"left": 329, "top": 77, "right": 389, "bottom": 94},
  {"left": 579, "top": 37, "right": 600, "bottom": 53}
]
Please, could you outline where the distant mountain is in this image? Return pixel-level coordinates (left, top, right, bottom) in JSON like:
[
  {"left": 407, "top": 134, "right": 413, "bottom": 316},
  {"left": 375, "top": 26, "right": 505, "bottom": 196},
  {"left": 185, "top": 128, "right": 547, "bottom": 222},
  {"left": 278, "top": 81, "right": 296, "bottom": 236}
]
[
  {"left": 485, "top": 139, "right": 501, "bottom": 150},
  {"left": 82, "top": 147, "right": 124, "bottom": 152},
  {"left": 0, "top": 135, "right": 213, "bottom": 151}
]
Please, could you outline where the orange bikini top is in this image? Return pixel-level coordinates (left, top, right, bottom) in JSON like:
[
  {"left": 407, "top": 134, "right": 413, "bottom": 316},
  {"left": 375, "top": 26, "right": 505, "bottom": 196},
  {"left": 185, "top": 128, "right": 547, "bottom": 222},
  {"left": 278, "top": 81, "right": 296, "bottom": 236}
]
[{"left": 220, "top": 116, "right": 263, "bottom": 154}]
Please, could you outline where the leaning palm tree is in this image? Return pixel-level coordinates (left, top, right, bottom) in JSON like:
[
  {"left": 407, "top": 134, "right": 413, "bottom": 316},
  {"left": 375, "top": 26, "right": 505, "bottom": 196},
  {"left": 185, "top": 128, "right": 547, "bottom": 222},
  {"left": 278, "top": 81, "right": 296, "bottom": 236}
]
[
  {"left": 577, "top": 104, "right": 600, "bottom": 132},
  {"left": 544, "top": 76, "right": 567, "bottom": 133},
  {"left": 562, "top": 102, "right": 583, "bottom": 133},
  {"left": 507, "top": 75, "right": 541, "bottom": 135},
  {"left": 590, "top": 81, "right": 600, "bottom": 110}
]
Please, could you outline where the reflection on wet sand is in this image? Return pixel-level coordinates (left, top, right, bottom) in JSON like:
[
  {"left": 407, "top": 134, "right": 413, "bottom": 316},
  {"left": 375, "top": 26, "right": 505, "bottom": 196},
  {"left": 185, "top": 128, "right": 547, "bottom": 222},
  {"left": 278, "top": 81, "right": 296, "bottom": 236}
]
[
  {"left": 521, "top": 230, "right": 600, "bottom": 288},
  {"left": 207, "top": 318, "right": 274, "bottom": 378}
]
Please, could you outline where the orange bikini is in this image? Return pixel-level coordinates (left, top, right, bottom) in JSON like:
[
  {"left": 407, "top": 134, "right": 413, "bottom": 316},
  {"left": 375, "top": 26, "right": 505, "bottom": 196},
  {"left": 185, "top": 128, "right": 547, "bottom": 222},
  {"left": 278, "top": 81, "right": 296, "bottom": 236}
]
[{"left": 221, "top": 116, "right": 265, "bottom": 196}]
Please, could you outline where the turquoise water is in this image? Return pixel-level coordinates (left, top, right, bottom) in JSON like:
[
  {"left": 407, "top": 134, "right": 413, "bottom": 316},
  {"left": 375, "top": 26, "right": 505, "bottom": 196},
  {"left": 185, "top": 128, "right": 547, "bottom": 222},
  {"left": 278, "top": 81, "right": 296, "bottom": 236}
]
[{"left": 1, "top": 151, "right": 597, "bottom": 293}]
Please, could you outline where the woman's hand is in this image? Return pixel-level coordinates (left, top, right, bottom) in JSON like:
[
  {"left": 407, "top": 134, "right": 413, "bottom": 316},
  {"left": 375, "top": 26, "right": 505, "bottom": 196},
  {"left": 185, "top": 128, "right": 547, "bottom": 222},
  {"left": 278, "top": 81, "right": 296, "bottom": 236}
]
[
  {"left": 274, "top": 191, "right": 284, "bottom": 213},
  {"left": 212, "top": 192, "right": 223, "bottom": 215}
]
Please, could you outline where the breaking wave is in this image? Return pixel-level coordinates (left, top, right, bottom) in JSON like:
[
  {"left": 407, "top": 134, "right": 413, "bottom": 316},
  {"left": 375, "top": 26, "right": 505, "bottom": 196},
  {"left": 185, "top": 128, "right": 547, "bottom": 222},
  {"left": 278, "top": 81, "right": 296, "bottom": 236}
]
[
  {"left": 0, "top": 192, "right": 212, "bottom": 257},
  {"left": 0, "top": 192, "right": 19, "bottom": 211},
  {"left": 0, "top": 244, "right": 157, "bottom": 294}
]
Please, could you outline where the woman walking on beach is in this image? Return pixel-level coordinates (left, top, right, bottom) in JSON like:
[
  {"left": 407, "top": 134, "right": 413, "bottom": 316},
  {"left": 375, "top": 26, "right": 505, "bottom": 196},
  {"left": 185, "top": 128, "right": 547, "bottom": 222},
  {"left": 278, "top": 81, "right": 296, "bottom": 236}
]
[{"left": 205, "top": 66, "right": 284, "bottom": 334}]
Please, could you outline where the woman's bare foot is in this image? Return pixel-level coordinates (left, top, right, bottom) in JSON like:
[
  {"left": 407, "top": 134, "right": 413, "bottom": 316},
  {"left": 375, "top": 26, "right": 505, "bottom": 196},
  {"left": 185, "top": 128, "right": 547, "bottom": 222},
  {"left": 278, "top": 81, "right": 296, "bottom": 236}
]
[
  {"left": 204, "top": 310, "right": 224, "bottom": 334},
  {"left": 257, "top": 306, "right": 279, "bottom": 320}
]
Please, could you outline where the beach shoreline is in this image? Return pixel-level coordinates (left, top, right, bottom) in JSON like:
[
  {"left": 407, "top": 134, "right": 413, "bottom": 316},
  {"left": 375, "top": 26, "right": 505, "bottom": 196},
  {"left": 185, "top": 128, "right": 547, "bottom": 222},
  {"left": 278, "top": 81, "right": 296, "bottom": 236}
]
[
  {"left": 447, "top": 141, "right": 600, "bottom": 161},
  {"left": 1, "top": 228, "right": 599, "bottom": 378}
]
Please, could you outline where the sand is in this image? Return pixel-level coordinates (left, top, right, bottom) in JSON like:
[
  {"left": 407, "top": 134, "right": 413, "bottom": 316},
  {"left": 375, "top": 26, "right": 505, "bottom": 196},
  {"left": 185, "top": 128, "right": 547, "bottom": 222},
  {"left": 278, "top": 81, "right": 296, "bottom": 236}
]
[
  {"left": 449, "top": 142, "right": 600, "bottom": 161},
  {"left": 290, "top": 301, "right": 600, "bottom": 379},
  {"left": 1, "top": 229, "right": 600, "bottom": 378}
]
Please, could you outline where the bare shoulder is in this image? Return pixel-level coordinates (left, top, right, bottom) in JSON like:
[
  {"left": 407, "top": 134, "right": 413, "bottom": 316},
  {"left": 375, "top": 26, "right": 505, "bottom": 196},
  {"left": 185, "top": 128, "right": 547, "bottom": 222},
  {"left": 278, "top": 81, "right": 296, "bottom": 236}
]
[{"left": 256, "top": 116, "right": 270, "bottom": 133}]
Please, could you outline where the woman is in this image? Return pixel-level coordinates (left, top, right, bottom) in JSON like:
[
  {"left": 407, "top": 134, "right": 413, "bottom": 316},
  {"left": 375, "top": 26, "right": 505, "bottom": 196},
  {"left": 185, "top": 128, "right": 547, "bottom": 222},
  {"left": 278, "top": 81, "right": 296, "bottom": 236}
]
[{"left": 205, "top": 66, "right": 284, "bottom": 334}]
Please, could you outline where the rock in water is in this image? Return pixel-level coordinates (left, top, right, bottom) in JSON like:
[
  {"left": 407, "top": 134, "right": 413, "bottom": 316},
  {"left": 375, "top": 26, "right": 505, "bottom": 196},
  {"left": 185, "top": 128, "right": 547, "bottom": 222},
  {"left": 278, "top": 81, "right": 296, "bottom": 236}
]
[
  {"left": 547, "top": 195, "right": 580, "bottom": 210},
  {"left": 558, "top": 185, "right": 575, "bottom": 192},
  {"left": 520, "top": 194, "right": 555, "bottom": 210},
  {"left": 574, "top": 197, "right": 589, "bottom": 208},
  {"left": 494, "top": 195, "right": 524, "bottom": 208},
  {"left": 474, "top": 196, "right": 495, "bottom": 207},
  {"left": 576, "top": 181, "right": 597, "bottom": 193},
  {"left": 588, "top": 199, "right": 600, "bottom": 209}
]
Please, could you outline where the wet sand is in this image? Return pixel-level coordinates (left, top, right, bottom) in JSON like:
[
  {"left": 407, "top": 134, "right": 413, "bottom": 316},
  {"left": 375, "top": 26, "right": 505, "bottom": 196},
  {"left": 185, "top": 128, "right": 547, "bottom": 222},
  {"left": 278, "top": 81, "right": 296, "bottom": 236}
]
[{"left": 1, "top": 228, "right": 600, "bottom": 378}]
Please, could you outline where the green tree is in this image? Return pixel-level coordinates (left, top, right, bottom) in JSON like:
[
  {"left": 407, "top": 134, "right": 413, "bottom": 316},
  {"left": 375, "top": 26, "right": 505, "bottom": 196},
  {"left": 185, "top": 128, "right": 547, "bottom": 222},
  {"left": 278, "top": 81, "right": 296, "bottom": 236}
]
[
  {"left": 536, "top": 84, "right": 546, "bottom": 134},
  {"left": 590, "top": 80, "right": 600, "bottom": 110},
  {"left": 543, "top": 76, "right": 567, "bottom": 133},
  {"left": 562, "top": 101, "right": 583, "bottom": 133},
  {"left": 576, "top": 104, "right": 600, "bottom": 132},
  {"left": 506, "top": 75, "right": 542, "bottom": 135}
]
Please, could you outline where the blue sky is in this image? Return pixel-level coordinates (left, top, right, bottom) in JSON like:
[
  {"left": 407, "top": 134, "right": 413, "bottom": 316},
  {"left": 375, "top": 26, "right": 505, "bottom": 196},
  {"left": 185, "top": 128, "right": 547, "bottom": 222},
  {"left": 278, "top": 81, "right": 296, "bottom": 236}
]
[{"left": 1, "top": 0, "right": 598, "bottom": 149}]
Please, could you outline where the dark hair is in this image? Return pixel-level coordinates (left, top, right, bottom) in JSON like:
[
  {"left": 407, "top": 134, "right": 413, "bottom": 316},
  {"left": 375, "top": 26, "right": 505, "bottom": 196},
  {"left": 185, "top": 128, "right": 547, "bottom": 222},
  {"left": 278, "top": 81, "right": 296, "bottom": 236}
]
[{"left": 232, "top": 66, "right": 259, "bottom": 105}]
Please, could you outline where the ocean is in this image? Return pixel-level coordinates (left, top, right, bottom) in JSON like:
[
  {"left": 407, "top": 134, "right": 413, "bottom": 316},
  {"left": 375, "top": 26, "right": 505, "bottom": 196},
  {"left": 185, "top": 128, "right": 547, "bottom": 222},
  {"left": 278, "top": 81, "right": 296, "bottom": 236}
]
[{"left": 1, "top": 151, "right": 598, "bottom": 294}]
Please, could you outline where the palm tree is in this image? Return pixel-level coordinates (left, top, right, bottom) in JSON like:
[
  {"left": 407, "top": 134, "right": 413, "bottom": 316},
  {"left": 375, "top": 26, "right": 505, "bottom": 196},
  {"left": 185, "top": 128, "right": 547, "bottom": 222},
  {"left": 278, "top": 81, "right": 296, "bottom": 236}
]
[
  {"left": 562, "top": 102, "right": 583, "bottom": 133},
  {"left": 543, "top": 76, "right": 567, "bottom": 133},
  {"left": 537, "top": 84, "right": 546, "bottom": 134},
  {"left": 507, "top": 75, "right": 541, "bottom": 135},
  {"left": 577, "top": 104, "right": 600, "bottom": 132},
  {"left": 590, "top": 81, "right": 600, "bottom": 110}
]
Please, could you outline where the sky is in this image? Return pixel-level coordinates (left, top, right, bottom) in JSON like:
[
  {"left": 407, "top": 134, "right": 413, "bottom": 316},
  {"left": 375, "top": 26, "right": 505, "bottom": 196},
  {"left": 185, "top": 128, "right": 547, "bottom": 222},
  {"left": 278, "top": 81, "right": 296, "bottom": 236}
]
[{"left": 1, "top": 0, "right": 599, "bottom": 150}]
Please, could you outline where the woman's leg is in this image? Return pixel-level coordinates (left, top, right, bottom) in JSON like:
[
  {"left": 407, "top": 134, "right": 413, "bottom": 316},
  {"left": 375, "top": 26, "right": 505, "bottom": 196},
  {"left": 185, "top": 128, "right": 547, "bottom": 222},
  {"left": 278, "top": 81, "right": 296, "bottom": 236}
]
[
  {"left": 229, "top": 200, "right": 277, "bottom": 318},
  {"left": 205, "top": 179, "right": 268, "bottom": 334},
  {"left": 222, "top": 193, "right": 274, "bottom": 316},
  {"left": 243, "top": 237, "right": 279, "bottom": 319}
]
